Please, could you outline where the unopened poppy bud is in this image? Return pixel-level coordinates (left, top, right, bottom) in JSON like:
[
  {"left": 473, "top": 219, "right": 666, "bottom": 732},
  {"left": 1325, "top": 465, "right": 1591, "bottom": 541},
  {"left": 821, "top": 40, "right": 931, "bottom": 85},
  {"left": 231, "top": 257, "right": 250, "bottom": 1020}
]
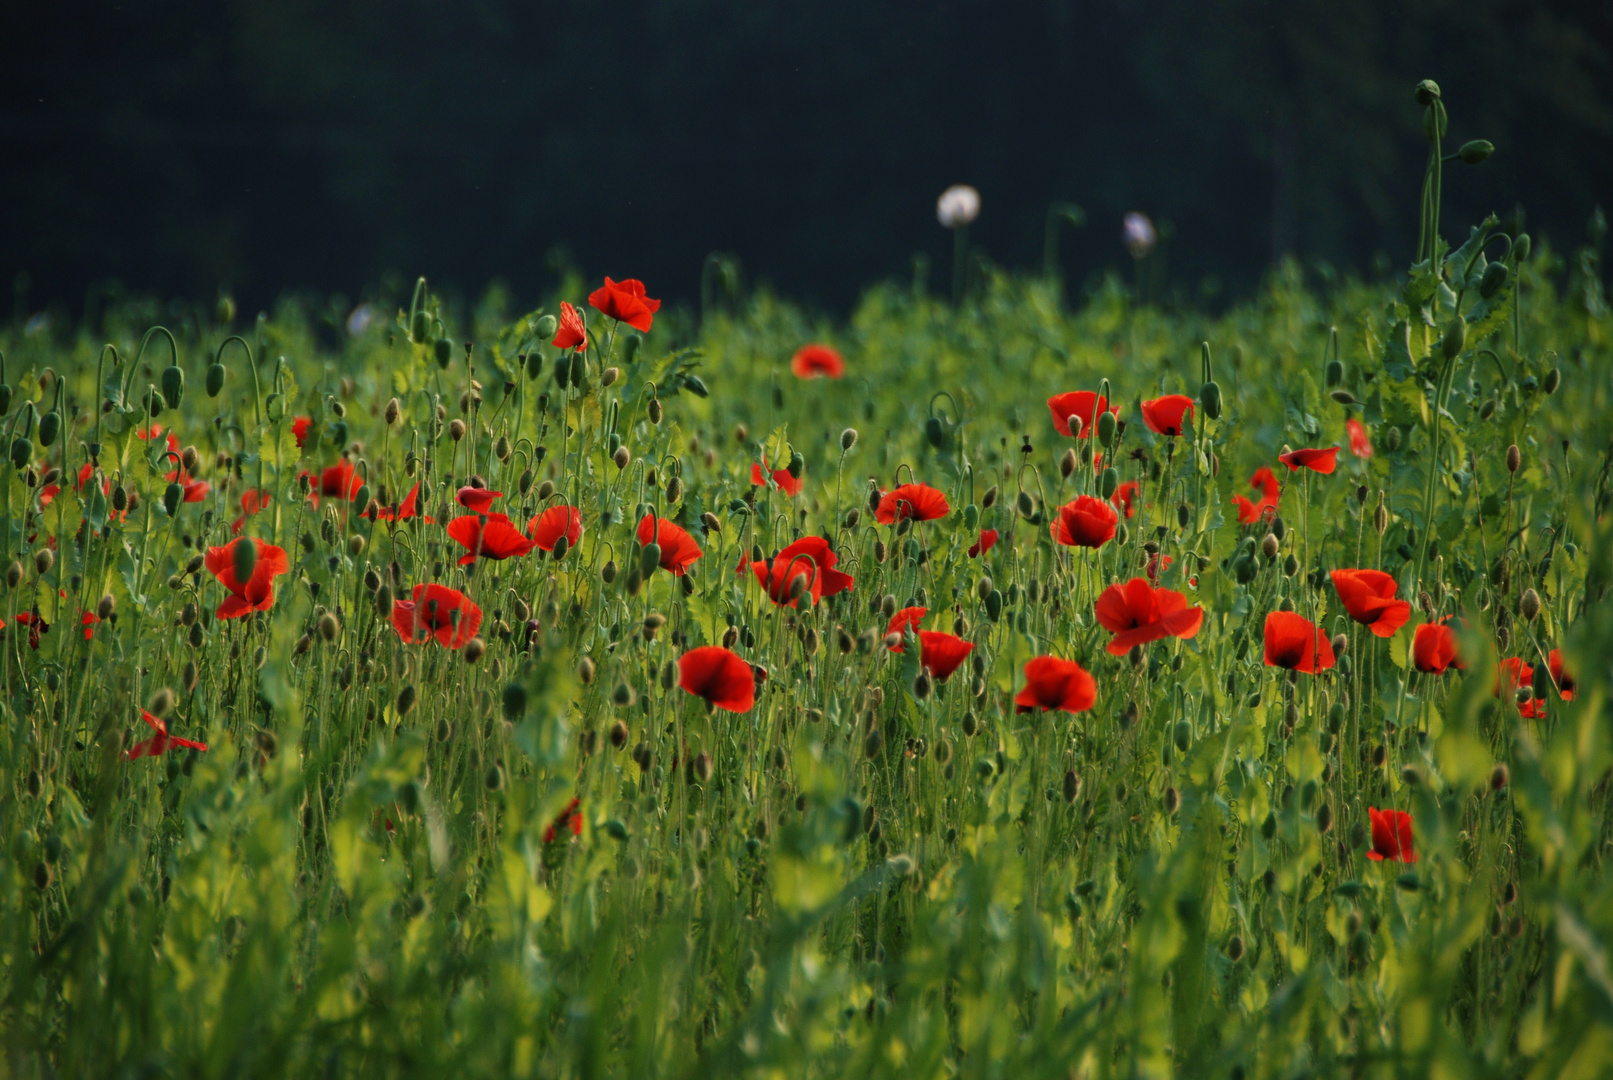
[
  {"left": 1283, "top": 553, "right": 1299, "bottom": 576},
  {"left": 318, "top": 611, "right": 340, "bottom": 642},
  {"left": 1059, "top": 447, "right": 1077, "bottom": 479},
  {"left": 7, "top": 560, "right": 25, "bottom": 588},
  {"left": 913, "top": 671, "right": 932, "bottom": 700},
  {"left": 1519, "top": 588, "right": 1540, "bottom": 621},
  {"left": 1441, "top": 316, "right": 1466, "bottom": 359},
  {"left": 148, "top": 687, "right": 174, "bottom": 718},
  {"left": 374, "top": 584, "right": 393, "bottom": 617},
  {"left": 577, "top": 657, "right": 595, "bottom": 685},
  {"left": 1489, "top": 763, "right": 1509, "bottom": 791},
  {"left": 981, "top": 485, "right": 998, "bottom": 510},
  {"left": 1316, "top": 802, "right": 1333, "bottom": 833},
  {"left": 1506, "top": 444, "right": 1521, "bottom": 473},
  {"left": 700, "top": 511, "right": 720, "bottom": 534},
  {"left": 1199, "top": 381, "right": 1222, "bottom": 421},
  {"left": 1177, "top": 503, "right": 1190, "bottom": 529},
  {"left": 1096, "top": 409, "right": 1118, "bottom": 446},
  {"left": 1332, "top": 633, "right": 1349, "bottom": 658},
  {"left": 1163, "top": 786, "right": 1179, "bottom": 815},
  {"left": 601, "top": 559, "right": 617, "bottom": 584},
  {"left": 1457, "top": 139, "right": 1494, "bottom": 165},
  {"left": 1479, "top": 261, "right": 1509, "bottom": 299},
  {"left": 612, "top": 445, "right": 631, "bottom": 470},
  {"left": 1325, "top": 359, "right": 1344, "bottom": 388},
  {"left": 449, "top": 419, "right": 466, "bottom": 441},
  {"left": 693, "top": 751, "right": 714, "bottom": 783},
  {"left": 180, "top": 445, "right": 198, "bottom": 472},
  {"left": 841, "top": 428, "right": 858, "bottom": 451},
  {"left": 33, "top": 548, "right": 53, "bottom": 576},
  {"left": 1329, "top": 390, "right": 1359, "bottom": 405},
  {"left": 1383, "top": 427, "right": 1402, "bottom": 451},
  {"left": 787, "top": 451, "right": 804, "bottom": 479},
  {"left": 1374, "top": 495, "right": 1388, "bottom": 535},
  {"left": 1227, "top": 935, "right": 1245, "bottom": 962},
  {"left": 874, "top": 540, "right": 887, "bottom": 563},
  {"left": 640, "top": 543, "right": 661, "bottom": 577},
  {"left": 1096, "top": 467, "right": 1117, "bottom": 500},
  {"left": 665, "top": 476, "right": 683, "bottom": 504},
  {"left": 1414, "top": 78, "right": 1441, "bottom": 105},
  {"left": 1543, "top": 368, "right": 1560, "bottom": 395},
  {"left": 1016, "top": 490, "right": 1035, "bottom": 519},
  {"left": 842, "top": 507, "right": 860, "bottom": 529},
  {"left": 1261, "top": 533, "right": 1279, "bottom": 560}
]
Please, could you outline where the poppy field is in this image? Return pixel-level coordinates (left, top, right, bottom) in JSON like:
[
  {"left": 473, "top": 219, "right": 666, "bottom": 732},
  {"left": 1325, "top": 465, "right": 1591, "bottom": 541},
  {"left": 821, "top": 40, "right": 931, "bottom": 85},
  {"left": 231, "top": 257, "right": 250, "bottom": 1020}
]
[{"left": 4, "top": 91, "right": 1613, "bottom": 1079}]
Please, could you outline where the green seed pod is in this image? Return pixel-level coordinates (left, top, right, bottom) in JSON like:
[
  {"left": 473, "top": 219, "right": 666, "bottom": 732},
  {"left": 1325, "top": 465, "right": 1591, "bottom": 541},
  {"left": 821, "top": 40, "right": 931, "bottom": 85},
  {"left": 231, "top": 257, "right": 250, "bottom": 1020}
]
[
  {"left": 1096, "top": 410, "right": 1118, "bottom": 447},
  {"left": 1479, "top": 261, "right": 1509, "bottom": 299},
  {"left": 1441, "top": 316, "right": 1466, "bottom": 359},
  {"left": 1457, "top": 139, "right": 1494, "bottom": 165},
  {"left": 1324, "top": 359, "right": 1344, "bottom": 388},
  {"left": 161, "top": 365, "right": 185, "bottom": 409},
  {"left": 37, "top": 411, "right": 59, "bottom": 449},
  {"left": 206, "top": 362, "right": 226, "bottom": 397},
  {"left": 1198, "top": 380, "right": 1222, "bottom": 421},
  {"left": 1100, "top": 467, "right": 1119, "bottom": 500}
]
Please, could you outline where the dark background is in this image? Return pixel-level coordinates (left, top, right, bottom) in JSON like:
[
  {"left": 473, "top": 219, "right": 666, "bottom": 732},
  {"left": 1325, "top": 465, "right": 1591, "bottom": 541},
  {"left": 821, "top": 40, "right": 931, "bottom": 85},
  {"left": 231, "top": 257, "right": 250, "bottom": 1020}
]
[{"left": 2, "top": 0, "right": 1610, "bottom": 320}]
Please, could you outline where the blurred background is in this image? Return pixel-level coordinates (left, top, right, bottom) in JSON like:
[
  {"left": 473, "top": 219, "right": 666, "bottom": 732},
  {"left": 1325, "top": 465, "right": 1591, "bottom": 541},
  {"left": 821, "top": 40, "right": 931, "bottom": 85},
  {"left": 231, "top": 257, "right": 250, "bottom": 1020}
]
[{"left": 1, "top": 0, "right": 1609, "bottom": 321}]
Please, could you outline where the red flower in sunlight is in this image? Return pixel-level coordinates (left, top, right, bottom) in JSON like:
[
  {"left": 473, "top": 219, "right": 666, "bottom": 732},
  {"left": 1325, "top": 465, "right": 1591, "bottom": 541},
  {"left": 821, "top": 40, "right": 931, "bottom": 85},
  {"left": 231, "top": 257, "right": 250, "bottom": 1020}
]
[
  {"left": 1046, "top": 391, "right": 1115, "bottom": 438},
  {"left": 1330, "top": 569, "right": 1411, "bottom": 638},
  {"left": 1051, "top": 495, "right": 1117, "bottom": 549},
  {"left": 790, "top": 343, "right": 845, "bottom": 379},
  {"left": 553, "top": 301, "right": 586, "bottom": 349},
  {"left": 126, "top": 710, "right": 208, "bottom": 760},
  {"left": 232, "top": 489, "right": 271, "bottom": 534},
  {"left": 751, "top": 456, "right": 803, "bottom": 497},
  {"left": 542, "top": 798, "right": 583, "bottom": 844},
  {"left": 204, "top": 537, "right": 291, "bottom": 619},
  {"left": 875, "top": 483, "right": 950, "bottom": 524},
  {"left": 1366, "top": 807, "right": 1416, "bottom": 863},
  {"left": 884, "top": 606, "right": 927, "bottom": 649},
  {"left": 968, "top": 529, "right": 998, "bottom": 558},
  {"left": 1014, "top": 656, "right": 1096, "bottom": 714},
  {"left": 1412, "top": 621, "right": 1462, "bottom": 674},
  {"left": 1548, "top": 649, "right": 1576, "bottom": 700},
  {"left": 1094, "top": 577, "right": 1203, "bottom": 655},
  {"left": 637, "top": 515, "right": 703, "bottom": 575},
  {"left": 679, "top": 646, "right": 756, "bottom": 712},
  {"left": 456, "top": 486, "right": 502, "bottom": 513},
  {"left": 915, "top": 630, "right": 974, "bottom": 681},
  {"left": 1278, "top": 446, "right": 1339, "bottom": 474},
  {"left": 446, "top": 513, "right": 536, "bottom": 564},
  {"left": 1346, "top": 418, "right": 1372, "bottom": 458},
  {"left": 1111, "top": 481, "right": 1139, "bottom": 519},
  {"left": 751, "top": 536, "right": 854, "bottom": 608},
  {"left": 392, "top": 583, "right": 483, "bottom": 649},
  {"left": 372, "top": 482, "right": 430, "bottom": 524},
  {"left": 1140, "top": 394, "right": 1195, "bottom": 437},
  {"left": 1232, "top": 466, "right": 1280, "bottom": 525},
  {"left": 588, "top": 277, "right": 661, "bottom": 333},
  {"left": 292, "top": 416, "right": 313, "bottom": 448},
  {"left": 528, "top": 505, "right": 583, "bottom": 552},
  {"left": 1263, "top": 611, "right": 1335, "bottom": 673},
  {"left": 320, "top": 463, "right": 362, "bottom": 500}
]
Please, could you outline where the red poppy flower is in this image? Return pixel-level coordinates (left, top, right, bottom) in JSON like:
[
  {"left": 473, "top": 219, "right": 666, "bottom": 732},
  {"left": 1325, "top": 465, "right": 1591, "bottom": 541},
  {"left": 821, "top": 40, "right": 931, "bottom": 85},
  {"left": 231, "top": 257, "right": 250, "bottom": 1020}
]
[
  {"left": 38, "top": 483, "right": 60, "bottom": 509},
  {"left": 372, "top": 481, "right": 430, "bottom": 524},
  {"left": 1111, "top": 481, "right": 1139, "bottom": 519},
  {"left": 456, "top": 486, "right": 502, "bottom": 513},
  {"left": 204, "top": 537, "right": 291, "bottom": 619},
  {"left": 446, "top": 512, "right": 537, "bottom": 564},
  {"left": 553, "top": 301, "right": 586, "bottom": 349},
  {"left": 1330, "top": 569, "right": 1411, "bottom": 638},
  {"left": 588, "top": 277, "right": 661, "bottom": 333},
  {"left": 1365, "top": 807, "right": 1416, "bottom": 863},
  {"left": 636, "top": 515, "right": 703, "bottom": 575},
  {"left": 790, "top": 343, "right": 845, "bottom": 379},
  {"left": 1412, "top": 621, "right": 1461, "bottom": 674},
  {"left": 751, "top": 536, "right": 854, "bottom": 608},
  {"left": 875, "top": 483, "right": 950, "bottom": 524},
  {"left": 1051, "top": 495, "right": 1117, "bottom": 549},
  {"left": 79, "top": 611, "right": 97, "bottom": 640},
  {"left": 292, "top": 416, "right": 313, "bottom": 448},
  {"left": 1141, "top": 394, "right": 1195, "bottom": 437},
  {"left": 1278, "top": 446, "right": 1339, "bottom": 474},
  {"left": 1263, "top": 611, "right": 1335, "bottom": 673},
  {"left": 1145, "top": 553, "right": 1173, "bottom": 584},
  {"left": 528, "top": 505, "right": 583, "bottom": 552},
  {"left": 751, "top": 456, "right": 803, "bottom": 497},
  {"left": 1548, "top": 649, "right": 1576, "bottom": 700},
  {"left": 137, "top": 426, "right": 178, "bottom": 453},
  {"left": 917, "top": 631, "right": 974, "bottom": 680},
  {"left": 1495, "top": 657, "right": 1534, "bottom": 704},
  {"left": 542, "top": 797, "right": 583, "bottom": 843},
  {"left": 163, "top": 467, "right": 212, "bottom": 503},
  {"left": 968, "top": 529, "right": 999, "bottom": 557},
  {"left": 125, "top": 710, "right": 209, "bottom": 760},
  {"left": 1094, "top": 577, "right": 1203, "bottom": 655},
  {"left": 1013, "top": 656, "right": 1097, "bottom": 714},
  {"left": 392, "top": 583, "right": 483, "bottom": 649},
  {"left": 1346, "top": 418, "right": 1372, "bottom": 458},
  {"left": 320, "top": 463, "right": 362, "bottom": 500},
  {"left": 1046, "top": 391, "right": 1115, "bottom": 439},
  {"left": 884, "top": 607, "right": 928, "bottom": 650},
  {"left": 679, "top": 646, "right": 756, "bottom": 712},
  {"left": 1232, "top": 466, "right": 1281, "bottom": 525},
  {"left": 13, "top": 612, "right": 46, "bottom": 649},
  {"left": 231, "top": 489, "right": 271, "bottom": 534}
]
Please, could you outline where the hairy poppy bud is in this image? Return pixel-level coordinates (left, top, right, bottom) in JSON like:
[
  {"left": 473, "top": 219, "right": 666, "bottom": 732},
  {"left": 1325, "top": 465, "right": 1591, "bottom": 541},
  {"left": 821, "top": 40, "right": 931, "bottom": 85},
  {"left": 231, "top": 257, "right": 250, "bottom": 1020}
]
[
  {"left": 612, "top": 445, "right": 631, "bottom": 470},
  {"left": 1490, "top": 763, "right": 1509, "bottom": 792},
  {"left": 318, "top": 611, "right": 340, "bottom": 642},
  {"left": 577, "top": 657, "right": 595, "bottom": 685},
  {"left": 1059, "top": 447, "right": 1077, "bottom": 479},
  {"left": 1016, "top": 490, "right": 1035, "bottom": 519},
  {"left": 981, "top": 484, "right": 998, "bottom": 510},
  {"left": 1261, "top": 533, "right": 1279, "bottom": 560},
  {"left": 913, "top": 671, "right": 932, "bottom": 700},
  {"left": 1414, "top": 78, "right": 1441, "bottom": 105},
  {"left": 640, "top": 542, "right": 661, "bottom": 577},
  {"left": 1479, "top": 261, "right": 1509, "bottom": 299},
  {"left": 448, "top": 419, "right": 466, "bottom": 442},
  {"left": 148, "top": 687, "right": 174, "bottom": 718},
  {"left": 6, "top": 561, "right": 21, "bottom": 589},
  {"left": 1062, "top": 769, "right": 1081, "bottom": 803},
  {"left": 1441, "top": 316, "right": 1466, "bottom": 359},
  {"left": 841, "top": 428, "right": 859, "bottom": 451},
  {"left": 96, "top": 593, "right": 115, "bottom": 620},
  {"left": 1519, "top": 588, "right": 1540, "bottom": 622},
  {"left": 433, "top": 337, "right": 453, "bottom": 368},
  {"left": 1383, "top": 426, "right": 1402, "bottom": 452},
  {"left": 10, "top": 437, "right": 31, "bottom": 471},
  {"left": 1506, "top": 444, "right": 1521, "bottom": 473},
  {"left": 1457, "top": 139, "right": 1494, "bottom": 165}
]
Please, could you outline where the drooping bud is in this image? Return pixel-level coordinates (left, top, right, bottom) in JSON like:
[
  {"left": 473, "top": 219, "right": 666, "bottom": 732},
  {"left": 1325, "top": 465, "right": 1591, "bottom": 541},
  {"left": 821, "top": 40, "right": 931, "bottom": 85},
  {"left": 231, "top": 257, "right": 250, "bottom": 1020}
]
[
  {"left": 1441, "top": 316, "right": 1466, "bottom": 359},
  {"left": 1457, "top": 139, "right": 1494, "bottom": 165},
  {"left": 841, "top": 428, "right": 859, "bottom": 451}
]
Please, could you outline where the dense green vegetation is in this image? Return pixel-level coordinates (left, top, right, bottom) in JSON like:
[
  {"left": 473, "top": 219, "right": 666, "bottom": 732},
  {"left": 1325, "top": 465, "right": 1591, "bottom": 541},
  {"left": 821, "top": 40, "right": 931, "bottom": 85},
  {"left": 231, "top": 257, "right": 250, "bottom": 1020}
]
[{"left": 2, "top": 88, "right": 1613, "bottom": 1079}]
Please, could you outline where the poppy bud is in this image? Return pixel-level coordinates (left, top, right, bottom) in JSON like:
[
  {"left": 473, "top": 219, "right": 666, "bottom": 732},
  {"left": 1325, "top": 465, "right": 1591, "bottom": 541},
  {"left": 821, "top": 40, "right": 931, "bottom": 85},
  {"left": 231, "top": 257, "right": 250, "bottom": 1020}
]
[
  {"left": 1062, "top": 769, "right": 1081, "bottom": 803},
  {"left": 840, "top": 428, "right": 858, "bottom": 451},
  {"left": 640, "top": 542, "right": 662, "bottom": 577},
  {"left": 1373, "top": 497, "right": 1388, "bottom": 536},
  {"left": 864, "top": 727, "right": 884, "bottom": 760},
  {"left": 1316, "top": 802, "right": 1334, "bottom": 834},
  {"left": 1324, "top": 359, "right": 1344, "bottom": 388},
  {"left": 10, "top": 437, "right": 31, "bottom": 471},
  {"left": 434, "top": 337, "right": 453, "bottom": 368},
  {"left": 873, "top": 540, "right": 888, "bottom": 564},
  {"left": 1513, "top": 232, "right": 1532, "bottom": 262},
  {"left": 981, "top": 485, "right": 998, "bottom": 510},
  {"left": 318, "top": 611, "right": 340, "bottom": 642},
  {"left": 1506, "top": 444, "right": 1521, "bottom": 473},
  {"left": 448, "top": 419, "right": 466, "bottom": 442},
  {"left": 1227, "top": 935, "right": 1245, "bottom": 962},
  {"left": 1199, "top": 381, "right": 1222, "bottom": 421},
  {"left": 1543, "top": 368, "right": 1560, "bottom": 395},
  {"left": 1059, "top": 448, "right": 1077, "bottom": 479},
  {"left": 1282, "top": 553, "right": 1299, "bottom": 577},
  {"left": 913, "top": 671, "right": 932, "bottom": 700},
  {"left": 1177, "top": 503, "right": 1190, "bottom": 529},
  {"left": 787, "top": 451, "right": 805, "bottom": 479},
  {"left": 1383, "top": 426, "right": 1402, "bottom": 452},
  {"left": 29, "top": 545, "right": 54, "bottom": 577},
  {"left": 1414, "top": 78, "right": 1441, "bottom": 105},
  {"left": 1490, "top": 763, "right": 1509, "bottom": 792},
  {"left": 1478, "top": 261, "right": 1509, "bottom": 300},
  {"left": 1441, "top": 316, "right": 1466, "bottom": 359},
  {"left": 1457, "top": 139, "right": 1494, "bottom": 165},
  {"left": 1163, "top": 787, "right": 1179, "bottom": 815},
  {"left": 664, "top": 476, "right": 683, "bottom": 504},
  {"left": 1016, "top": 490, "right": 1035, "bottom": 519},
  {"left": 552, "top": 353, "right": 572, "bottom": 387},
  {"left": 612, "top": 445, "right": 631, "bottom": 471},
  {"left": 375, "top": 584, "right": 393, "bottom": 618},
  {"left": 600, "top": 559, "right": 617, "bottom": 584},
  {"left": 578, "top": 657, "right": 595, "bottom": 684},
  {"left": 1261, "top": 533, "right": 1279, "bottom": 560},
  {"left": 1116, "top": 522, "right": 1129, "bottom": 546},
  {"left": 1519, "top": 588, "right": 1540, "bottom": 621},
  {"left": 148, "top": 687, "right": 174, "bottom": 718}
]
